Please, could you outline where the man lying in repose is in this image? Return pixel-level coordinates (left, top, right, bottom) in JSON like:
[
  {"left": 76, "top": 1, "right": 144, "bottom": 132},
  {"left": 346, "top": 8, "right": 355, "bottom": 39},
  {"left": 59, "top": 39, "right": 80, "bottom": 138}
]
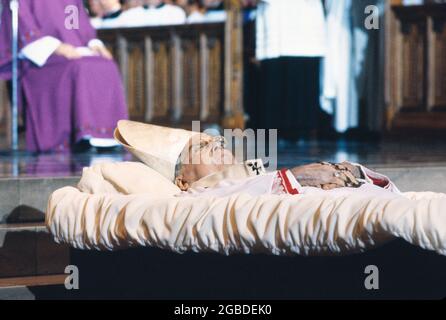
[{"left": 115, "top": 120, "right": 400, "bottom": 198}]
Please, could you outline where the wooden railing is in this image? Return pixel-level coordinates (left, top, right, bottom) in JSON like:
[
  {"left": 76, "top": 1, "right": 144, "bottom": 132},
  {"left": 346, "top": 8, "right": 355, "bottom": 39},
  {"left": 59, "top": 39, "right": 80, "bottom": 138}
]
[
  {"left": 385, "top": 4, "right": 446, "bottom": 131},
  {"left": 98, "top": 23, "right": 228, "bottom": 128}
]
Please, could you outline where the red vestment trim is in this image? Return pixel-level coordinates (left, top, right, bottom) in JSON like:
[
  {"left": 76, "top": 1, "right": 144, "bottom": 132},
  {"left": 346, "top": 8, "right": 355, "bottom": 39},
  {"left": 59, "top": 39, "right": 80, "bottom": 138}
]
[{"left": 278, "top": 169, "right": 299, "bottom": 195}]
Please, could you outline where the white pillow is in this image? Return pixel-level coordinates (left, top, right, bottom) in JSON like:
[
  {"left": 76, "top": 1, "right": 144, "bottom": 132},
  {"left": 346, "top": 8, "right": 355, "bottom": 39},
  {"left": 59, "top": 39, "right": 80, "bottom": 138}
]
[{"left": 77, "top": 161, "right": 181, "bottom": 197}]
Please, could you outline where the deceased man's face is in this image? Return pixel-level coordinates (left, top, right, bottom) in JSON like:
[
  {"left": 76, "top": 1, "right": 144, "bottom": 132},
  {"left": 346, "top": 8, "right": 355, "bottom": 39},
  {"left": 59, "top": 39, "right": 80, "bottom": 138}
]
[{"left": 176, "top": 134, "right": 236, "bottom": 190}]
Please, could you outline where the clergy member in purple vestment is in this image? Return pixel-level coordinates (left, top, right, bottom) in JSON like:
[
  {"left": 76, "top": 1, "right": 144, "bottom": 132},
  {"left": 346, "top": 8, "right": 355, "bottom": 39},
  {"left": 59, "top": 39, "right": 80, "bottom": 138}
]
[{"left": 0, "top": 0, "right": 128, "bottom": 152}]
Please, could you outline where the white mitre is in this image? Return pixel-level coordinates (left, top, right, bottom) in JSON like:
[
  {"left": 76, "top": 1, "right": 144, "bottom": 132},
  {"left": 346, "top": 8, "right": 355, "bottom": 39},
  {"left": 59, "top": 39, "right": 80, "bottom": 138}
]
[{"left": 114, "top": 120, "right": 200, "bottom": 181}]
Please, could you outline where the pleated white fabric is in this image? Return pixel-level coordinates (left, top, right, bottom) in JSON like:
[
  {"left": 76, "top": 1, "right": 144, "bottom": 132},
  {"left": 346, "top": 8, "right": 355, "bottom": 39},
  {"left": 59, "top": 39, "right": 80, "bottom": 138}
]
[{"left": 46, "top": 162, "right": 446, "bottom": 256}]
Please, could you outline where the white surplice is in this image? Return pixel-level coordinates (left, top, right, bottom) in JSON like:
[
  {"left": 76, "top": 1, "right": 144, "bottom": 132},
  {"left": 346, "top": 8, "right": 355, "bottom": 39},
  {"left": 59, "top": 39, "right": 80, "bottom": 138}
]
[
  {"left": 97, "top": 4, "right": 186, "bottom": 28},
  {"left": 322, "top": 0, "right": 385, "bottom": 132},
  {"left": 255, "top": 0, "right": 327, "bottom": 60}
]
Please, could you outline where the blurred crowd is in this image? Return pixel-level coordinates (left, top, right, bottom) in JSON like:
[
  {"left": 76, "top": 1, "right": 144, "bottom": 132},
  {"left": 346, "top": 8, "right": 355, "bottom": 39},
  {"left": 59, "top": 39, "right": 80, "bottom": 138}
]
[
  {"left": 83, "top": 0, "right": 383, "bottom": 139},
  {"left": 86, "top": 0, "right": 258, "bottom": 28}
]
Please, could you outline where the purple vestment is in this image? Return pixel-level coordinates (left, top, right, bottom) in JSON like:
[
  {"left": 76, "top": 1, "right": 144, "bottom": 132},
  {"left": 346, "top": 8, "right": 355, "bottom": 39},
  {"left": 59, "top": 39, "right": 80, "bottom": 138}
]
[{"left": 0, "top": 0, "right": 128, "bottom": 152}]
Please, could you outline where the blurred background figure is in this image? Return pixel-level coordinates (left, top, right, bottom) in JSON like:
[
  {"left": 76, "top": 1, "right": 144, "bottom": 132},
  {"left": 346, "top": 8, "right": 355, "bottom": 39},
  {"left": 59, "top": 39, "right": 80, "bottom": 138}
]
[
  {"left": 322, "top": 0, "right": 385, "bottom": 135},
  {"left": 202, "top": 0, "right": 226, "bottom": 22},
  {"left": 90, "top": 0, "right": 125, "bottom": 28},
  {"left": 186, "top": 0, "right": 205, "bottom": 23},
  {"left": 241, "top": 0, "right": 258, "bottom": 22},
  {"left": 203, "top": 0, "right": 223, "bottom": 10},
  {"left": 110, "top": 0, "right": 186, "bottom": 27},
  {"left": 255, "top": 0, "right": 327, "bottom": 142},
  {"left": 143, "top": 0, "right": 186, "bottom": 25},
  {"left": 88, "top": 0, "right": 105, "bottom": 18},
  {"left": 0, "top": 0, "right": 128, "bottom": 152},
  {"left": 176, "top": 0, "right": 206, "bottom": 23},
  {"left": 123, "top": 0, "right": 144, "bottom": 9}
]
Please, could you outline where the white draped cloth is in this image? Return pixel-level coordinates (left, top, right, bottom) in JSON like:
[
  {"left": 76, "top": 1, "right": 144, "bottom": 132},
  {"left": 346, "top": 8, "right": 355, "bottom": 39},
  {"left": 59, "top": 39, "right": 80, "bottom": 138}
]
[
  {"left": 322, "top": 0, "right": 385, "bottom": 132},
  {"left": 46, "top": 161, "right": 446, "bottom": 256}
]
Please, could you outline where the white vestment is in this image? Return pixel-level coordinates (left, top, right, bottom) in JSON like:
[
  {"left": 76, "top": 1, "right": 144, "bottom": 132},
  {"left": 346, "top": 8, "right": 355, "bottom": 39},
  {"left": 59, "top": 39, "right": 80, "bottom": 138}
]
[
  {"left": 187, "top": 11, "right": 226, "bottom": 24},
  {"left": 255, "top": 0, "right": 326, "bottom": 60},
  {"left": 97, "top": 4, "right": 186, "bottom": 29},
  {"left": 187, "top": 11, "right": 206, "bottom": 24},
  {"left": 180, "top": 160, "right": 400, "bottom": 198},
  {"left": 203, "top": 10, "right": 226, "bottom": 23},
  {"left": 322, "top": 0, "right": 385, "bottom": 132}
]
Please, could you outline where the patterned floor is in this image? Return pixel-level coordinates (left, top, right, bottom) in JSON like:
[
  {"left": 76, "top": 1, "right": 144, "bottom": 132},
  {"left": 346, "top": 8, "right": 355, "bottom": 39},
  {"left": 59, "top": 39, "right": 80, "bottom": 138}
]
[{"left": 1, "top": 137, "right": 446, "bottom": 178}]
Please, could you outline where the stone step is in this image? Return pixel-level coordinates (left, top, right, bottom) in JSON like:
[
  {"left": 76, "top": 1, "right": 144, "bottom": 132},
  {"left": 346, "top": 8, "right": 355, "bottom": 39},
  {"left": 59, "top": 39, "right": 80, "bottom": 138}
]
[
  {"left": 0, "top": 274, "right": 66, "bottom": 288},
  {"left": 375, "top": 166, "right": 446, "bottom": 193},
  {"left": 0, "top": 286, "right": 38, "bottom": 300},
  {"left": 0, "top": 177, "right": 78, "bottom": 223},
  {"left": 0, "top": 222, "right": 70, "bottom": 281},
  {"left": 0, "top": 176, "right": 77, "bottom": 293},
  {"left": 0, "top": 278, "right": 68, "bottom": 300}
]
